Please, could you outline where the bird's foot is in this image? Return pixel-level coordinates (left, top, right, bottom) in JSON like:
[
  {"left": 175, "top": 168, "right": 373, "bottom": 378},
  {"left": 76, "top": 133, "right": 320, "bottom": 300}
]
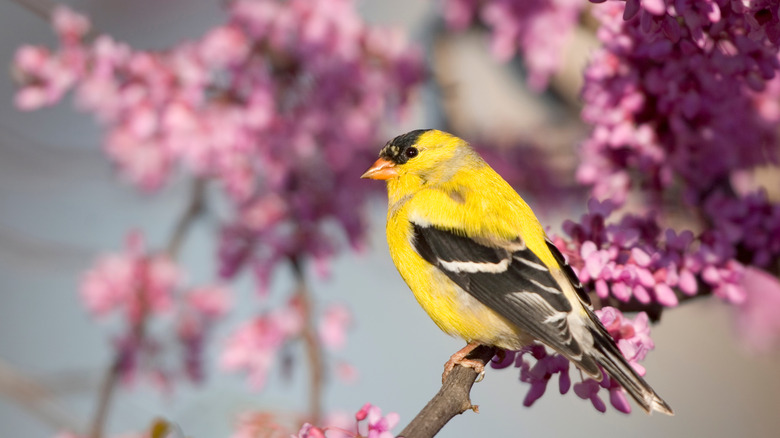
[{"left": 442, "top": 342, "right": 485, "bottom": 383}]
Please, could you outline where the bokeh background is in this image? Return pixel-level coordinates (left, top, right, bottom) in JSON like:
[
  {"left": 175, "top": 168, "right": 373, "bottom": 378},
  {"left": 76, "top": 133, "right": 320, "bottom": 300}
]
[{"left": 1, "top": 0, "right": 780, "bottom": 437}]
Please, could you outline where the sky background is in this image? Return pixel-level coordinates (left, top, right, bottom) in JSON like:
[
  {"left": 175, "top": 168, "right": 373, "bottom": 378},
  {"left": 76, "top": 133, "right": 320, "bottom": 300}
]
[{"left": 1, "top": 1, "right": 779, "bottom": 437}]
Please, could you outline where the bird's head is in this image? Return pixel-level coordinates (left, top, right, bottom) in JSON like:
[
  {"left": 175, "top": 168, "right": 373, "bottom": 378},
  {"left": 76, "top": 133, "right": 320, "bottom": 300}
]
[{"left": 361, "top": 129, "right": 470, "bottom": 184}]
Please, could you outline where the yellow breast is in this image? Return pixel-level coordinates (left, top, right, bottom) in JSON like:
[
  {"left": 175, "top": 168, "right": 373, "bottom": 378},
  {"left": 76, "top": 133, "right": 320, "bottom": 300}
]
[{"left": 386, "top": 195, "right": 529, "bottom": 350}]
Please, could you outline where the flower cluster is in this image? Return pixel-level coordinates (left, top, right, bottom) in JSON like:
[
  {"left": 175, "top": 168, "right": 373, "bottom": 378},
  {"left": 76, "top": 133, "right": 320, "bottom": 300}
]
[
  {"left": 557, "top": 199, "right": 749, "bottom": 306},
  {"left": 579, "top": 0, "right": 780, "bottom": 204},
  {"left": 569, "top": 0, "right": 780, "bottom": 357},
  {"left": 492, "top": 307, "right": 654, "bottom": 413},
  {"left": 80, "top": 231, "right": 179, "bottom": 323},
  {"left": 704, "top": 189, "right": 780, "bottom": 268},
  {"left": 292, "top": 403, "right": 399, "bottom": 438},
  {"left": 576, "top": 307, "right": 654, "bottom": 413},
  {"left": 220, "top": 297, "right": 355, "bottom": 389},
  {"left": 353, "top": 403, "right": 399, "bottom": 438},
  {"left": 443, "top": 0, "right": 584, "bottom": 90},
  {"left": 80, "top": 231, "right": 232, "bottom": 387},
  {"left": 221, "top": 296, "right": 304, "bottom": 389},
  {"left": 15, "top": 0, "right": 418, "bottom": 397},
  {"left": 14, "top": 1, "right": 424, "bottom": 289}
]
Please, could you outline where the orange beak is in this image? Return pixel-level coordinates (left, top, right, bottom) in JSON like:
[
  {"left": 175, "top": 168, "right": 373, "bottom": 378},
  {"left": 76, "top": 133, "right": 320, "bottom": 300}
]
[{"left": 360, "top": 157, "right": 398, "bottom": 180}]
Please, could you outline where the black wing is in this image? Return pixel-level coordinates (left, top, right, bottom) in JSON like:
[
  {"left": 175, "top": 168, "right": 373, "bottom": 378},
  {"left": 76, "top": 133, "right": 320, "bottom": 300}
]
[{"left": 412, "top": 223, "right": 596, "bottom": 370}]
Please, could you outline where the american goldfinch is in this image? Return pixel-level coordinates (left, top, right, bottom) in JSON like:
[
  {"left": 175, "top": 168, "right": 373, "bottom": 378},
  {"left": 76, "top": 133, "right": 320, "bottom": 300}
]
[{"left": 361, "top": 129, "right": 673, "bottom": 415}]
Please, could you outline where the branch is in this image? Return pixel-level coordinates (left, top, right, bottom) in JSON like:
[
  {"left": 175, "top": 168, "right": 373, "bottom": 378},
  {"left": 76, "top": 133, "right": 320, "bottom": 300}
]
[
  {"left": 0, "top": 358, "right": 83, "bottom": 432},
  {"left": 88, "top": 178, "right": 207, "bottom": 438},
  {"left": 398, "top": 346, "right": 496, "bottom": 438},
  {"left": 164, "top": 178, "right": 207, "bottom": 259},
  {"left": 8, "top": 0, "right": 54, "bottom": 21},
  {"left": 290, "top": 257, "right": 324, "bottom": 424}
]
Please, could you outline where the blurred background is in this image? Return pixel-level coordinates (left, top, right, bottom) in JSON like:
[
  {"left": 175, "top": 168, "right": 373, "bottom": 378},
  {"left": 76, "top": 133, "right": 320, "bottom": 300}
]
[{"left": 1, "top": 0, "right": 780, "bottom": 437}]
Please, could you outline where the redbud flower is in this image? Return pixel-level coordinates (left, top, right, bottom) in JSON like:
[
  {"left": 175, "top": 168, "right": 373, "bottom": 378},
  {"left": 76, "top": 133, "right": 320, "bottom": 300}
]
[
  {"left": 220, "top": 297, "right": 304, "bottom": 389},
  {"left": 502, "top": 308, "right": 656, "bottom": 413},
  {"left": 319, "top": 304, "right": 351, "bottom": 351}
]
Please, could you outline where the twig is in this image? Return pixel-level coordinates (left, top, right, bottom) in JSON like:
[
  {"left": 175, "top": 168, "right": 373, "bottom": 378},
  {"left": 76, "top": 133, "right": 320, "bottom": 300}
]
[
  {"left": 290, "top": 256, "right": 324, "bottom": 424},
  {"left": 8, "top": 0, "right": 54, "bottom": 20},
  {"left": 88, "top": 178, "right": 207, "bottom": 438},
  {"left": 0, "top": 358, "right": 83, "bottom": 432},
  {"left": 88, "top": 356, "right": 122, "bottom": 438},
  {"left": 398, "top": 346, "right": 496, "bottom": 438},
  {"left": 165, "top": 178, "right": 207, "bottom": 258}
]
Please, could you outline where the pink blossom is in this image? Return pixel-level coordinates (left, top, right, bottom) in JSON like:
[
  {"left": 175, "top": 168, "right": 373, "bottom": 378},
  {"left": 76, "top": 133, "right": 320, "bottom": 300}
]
[
  {"left": 362, "top": 404, "right": 400, "bottom": 438},
  {"left": 199, "top": 25, "right": 249, "bottom": 67},
  {"left": 14, "top": 1, "right": 423, "bottom": 290},
  {"left": 335, "top": 361, "right": 358, "bottom": 384},
  {"left": 52, "top": 6, "right": 90, "bottom": 41},
  {"left": 80, "top": 253, "right": 135, "bottom": 316},
  {"left": 221, "top": 298, "right": 304, "bottom": 389},
  {"left": 318, "top": 304, "right": 351, "bottom": 350},
  {"left": 290, "top": 404, "right": 400, "bottom": 438},
  {"left": 294, "top": 424, "right": 326, "bottom": 438},
  {"left": 79, "top": 232, "right": 179, "bottom": 323},
  {"left": 735, "top": 267, "right": 780, "bottom": 352},
  {"left": 185, "top": 285, "right": 232, "bottom": 319}
]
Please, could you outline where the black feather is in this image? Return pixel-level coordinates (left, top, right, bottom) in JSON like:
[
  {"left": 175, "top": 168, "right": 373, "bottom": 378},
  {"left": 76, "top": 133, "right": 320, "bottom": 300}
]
[
  {"left": 412, "top": 223, "right": 589, "bottom": 360},
  {"left": 380, "top": 129, "right": 431, "bottom": 165}
]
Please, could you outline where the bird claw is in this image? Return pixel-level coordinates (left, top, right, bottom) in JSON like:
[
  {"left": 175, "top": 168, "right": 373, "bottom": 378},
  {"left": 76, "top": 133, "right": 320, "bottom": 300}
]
[
  {"left": 442, "top": 357, "right": 486, "bottom": 383},
  {"left": 442, "top": 342, "right": 486, "bottom": 383}
]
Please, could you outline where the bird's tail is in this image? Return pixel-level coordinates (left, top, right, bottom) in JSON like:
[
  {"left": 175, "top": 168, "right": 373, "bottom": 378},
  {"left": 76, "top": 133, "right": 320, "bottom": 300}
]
[{"left": 586, "top": 325, "right": 674, "bottom": 415}]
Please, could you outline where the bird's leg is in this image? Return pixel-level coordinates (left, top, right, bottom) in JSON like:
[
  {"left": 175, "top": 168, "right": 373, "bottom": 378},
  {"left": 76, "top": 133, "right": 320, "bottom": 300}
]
[{"left": 442, "top": 342, "right": 485, "bottom": 383}]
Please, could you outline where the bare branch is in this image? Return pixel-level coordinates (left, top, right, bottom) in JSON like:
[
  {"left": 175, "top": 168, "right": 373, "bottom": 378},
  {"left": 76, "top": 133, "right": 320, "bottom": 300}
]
[
  {"left": 0, "top": 358, "right": 83, "bottom": 432},
  {"left": 398, "top": 345, "right": 496, "bottom": 438},
  {"left": 290, "top": 257, "right": 324, "bottom": 424},
  {"left": 88, "top": 358, "right": 122, "bottom": 438},
  {"left": 165, "top": 178, "right": 207, "bottom": 259},
  {"left": 8, "top": 0, "right": 55, "bottom": 21}
]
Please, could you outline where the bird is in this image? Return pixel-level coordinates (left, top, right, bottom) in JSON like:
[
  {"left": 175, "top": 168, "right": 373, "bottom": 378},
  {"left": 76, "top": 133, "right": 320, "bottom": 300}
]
[{"left": 361, "top": 129, "right": 673, "bottom": 415}]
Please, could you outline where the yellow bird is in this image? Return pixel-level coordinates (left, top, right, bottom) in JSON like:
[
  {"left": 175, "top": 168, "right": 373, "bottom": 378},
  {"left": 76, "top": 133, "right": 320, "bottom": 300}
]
[{"left": 361, "top": 129, "right": 673, "bottom": 415}]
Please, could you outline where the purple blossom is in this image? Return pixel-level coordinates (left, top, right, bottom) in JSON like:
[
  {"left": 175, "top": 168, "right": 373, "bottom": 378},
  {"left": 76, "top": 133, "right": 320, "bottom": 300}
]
[
  {"left": 581, "top": 1, "right": 780, "bottom": 204},
  {"left": 556, "top": 195, "right": 760, "bottom": 308},
  {"left": 498, "top": 308, "right": 656, "bottom": 413}
]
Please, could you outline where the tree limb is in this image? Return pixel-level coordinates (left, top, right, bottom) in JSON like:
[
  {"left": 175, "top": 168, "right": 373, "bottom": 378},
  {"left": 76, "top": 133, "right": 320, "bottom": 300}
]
[
  {"left": 398, "top": 345, "right": 497, "bottom": 438},
  {"left": 88, "top": 178, "right": 207, "bottom": 438},
  {"left": 8, "top": 0, "right": 54, "bottom": 21},
  {"left": 290, "top": 256, "right": 324, "bottom": 424},
  {"left": 0, "top": 358, "right": 83, "bottom": 432}
]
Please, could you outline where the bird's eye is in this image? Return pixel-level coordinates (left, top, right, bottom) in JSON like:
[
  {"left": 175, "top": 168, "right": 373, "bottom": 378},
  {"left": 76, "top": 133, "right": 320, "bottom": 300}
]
[{"left": 404, "top": 147, "right": 419, "bottom": 159}]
